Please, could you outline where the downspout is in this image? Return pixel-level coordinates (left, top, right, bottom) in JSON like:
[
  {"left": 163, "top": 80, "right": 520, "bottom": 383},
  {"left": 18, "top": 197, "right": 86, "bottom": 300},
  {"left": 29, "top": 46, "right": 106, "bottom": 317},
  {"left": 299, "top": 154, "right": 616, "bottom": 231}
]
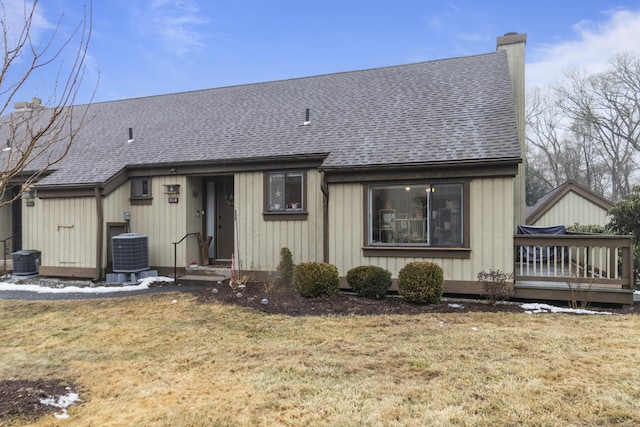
[
  {"left": 94, "top": 186, "right": 104, "bottom": 281},
  {"left": 320, "top": 171, "right": 329, "bottom": 263}
]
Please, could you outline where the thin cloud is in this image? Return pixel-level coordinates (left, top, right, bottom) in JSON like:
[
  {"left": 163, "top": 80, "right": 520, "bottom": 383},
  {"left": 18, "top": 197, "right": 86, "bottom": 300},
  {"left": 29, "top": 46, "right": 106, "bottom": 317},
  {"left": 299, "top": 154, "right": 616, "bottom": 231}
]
[
  {"left": 1, "top": 0, "right": 53, "bottom": 45},
  {"left": 527, "top": 8, "right": 640, "bottom": 89},
  {"left": 144, "top": 0, "right": 209, "bottom": 56}
]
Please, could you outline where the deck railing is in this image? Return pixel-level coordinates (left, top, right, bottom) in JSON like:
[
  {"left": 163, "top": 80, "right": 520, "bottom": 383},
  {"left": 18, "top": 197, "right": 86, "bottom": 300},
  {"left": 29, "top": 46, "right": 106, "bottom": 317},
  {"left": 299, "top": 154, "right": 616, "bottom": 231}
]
[{"left": 514, "top": 234, "right": 634, "bottom": 290}]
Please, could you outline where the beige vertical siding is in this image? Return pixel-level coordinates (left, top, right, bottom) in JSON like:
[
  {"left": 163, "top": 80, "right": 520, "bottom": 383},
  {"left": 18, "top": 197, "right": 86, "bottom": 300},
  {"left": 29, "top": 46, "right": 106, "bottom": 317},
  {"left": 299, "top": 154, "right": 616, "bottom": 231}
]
[
  {"left": 23, "top": 175, "right": 200, "bottom": 274},
  {"left": 235, "top": 170, "right": 324, "bottom": 273},
  {"left": 469, "top": 177, "right": 514, "bottom": 278},
  {"left": 23, "top": 195, "right": 97, "bottom": 268},
  {"left": 329, "top": 177, "right": 515, "bottom": 281},
  {"left": 532, "top": 192, "right": 609, "bottom": 227},
  {"left": 101, "top": 176, "right": 200, "bottom": 270},
  {"left": 122, "top": 176, "right": 192, "bottom": 267},
  {"left": 0, "top": 201, "right": 11, "bottom": 249}
]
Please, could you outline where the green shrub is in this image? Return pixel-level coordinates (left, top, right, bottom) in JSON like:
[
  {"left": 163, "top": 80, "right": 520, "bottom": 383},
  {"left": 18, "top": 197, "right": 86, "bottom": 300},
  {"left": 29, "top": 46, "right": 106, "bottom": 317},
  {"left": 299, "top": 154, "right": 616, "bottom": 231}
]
[
  {"left": 277, "top": 247, "right": 295, "bottom": 287},
  {"left": 346, "top": 265, "right": 392, "bottom": 299},
  {"left": 567, "top": 223, "right": 608, "bottom": 234},
  {"left": 293, "top": 262, "right": 340, "bottom": 297},
  {"left": 397, "top": 261, "right": 444, "bottom": 303}
]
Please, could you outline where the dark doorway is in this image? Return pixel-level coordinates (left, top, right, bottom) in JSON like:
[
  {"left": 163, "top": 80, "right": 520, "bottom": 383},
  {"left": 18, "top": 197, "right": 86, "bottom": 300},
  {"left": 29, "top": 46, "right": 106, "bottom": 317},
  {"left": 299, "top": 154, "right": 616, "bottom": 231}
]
[
  {"left": 205, "top": 177, "right": 234, "bottom": 261},
  {"left": 106, "top": 223, "right": 128, "bottom": 271}
]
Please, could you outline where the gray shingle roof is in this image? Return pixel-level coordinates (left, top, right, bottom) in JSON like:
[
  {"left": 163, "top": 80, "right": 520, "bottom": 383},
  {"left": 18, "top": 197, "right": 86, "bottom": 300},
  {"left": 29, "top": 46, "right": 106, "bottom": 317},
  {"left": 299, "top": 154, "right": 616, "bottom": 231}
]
[{"left": 2, "top": 50, "right": 520, "bottom": 187}]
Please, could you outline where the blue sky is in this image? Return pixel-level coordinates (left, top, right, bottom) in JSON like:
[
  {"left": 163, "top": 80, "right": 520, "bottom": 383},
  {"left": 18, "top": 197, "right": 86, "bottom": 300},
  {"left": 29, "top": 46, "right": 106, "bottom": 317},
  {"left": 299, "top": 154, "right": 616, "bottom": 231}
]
[{"left": 5, "top": 0, "right": 640, "bottom": 107}]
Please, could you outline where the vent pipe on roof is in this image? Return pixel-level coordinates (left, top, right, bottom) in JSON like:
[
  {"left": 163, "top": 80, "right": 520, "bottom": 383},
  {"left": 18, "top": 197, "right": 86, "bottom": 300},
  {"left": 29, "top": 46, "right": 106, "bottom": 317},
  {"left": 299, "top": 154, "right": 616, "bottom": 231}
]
[
  {"left": 303, "top": 108, "right": 310, "bottom": 125},
  {"left": 128, "top": 127, "right": 134, "bottom": 143}
]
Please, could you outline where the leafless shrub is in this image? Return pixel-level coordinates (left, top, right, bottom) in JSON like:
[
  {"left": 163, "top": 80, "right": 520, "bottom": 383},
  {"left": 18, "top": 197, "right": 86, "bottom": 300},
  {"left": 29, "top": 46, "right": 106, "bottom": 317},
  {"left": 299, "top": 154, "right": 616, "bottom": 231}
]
[{"left": 477, "top": 270, "right": 514, "bottom": 305}]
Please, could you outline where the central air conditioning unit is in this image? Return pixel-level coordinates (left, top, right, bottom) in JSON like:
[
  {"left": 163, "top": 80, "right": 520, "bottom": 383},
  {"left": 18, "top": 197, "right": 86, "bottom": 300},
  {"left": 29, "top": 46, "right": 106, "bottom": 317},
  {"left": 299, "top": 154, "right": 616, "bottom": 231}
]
[
  {"left": 12, "top": 250, "right": 41, "bottom": 275},
  {"left": 112, "top": 233, "right": 149, "bottom": 273}
]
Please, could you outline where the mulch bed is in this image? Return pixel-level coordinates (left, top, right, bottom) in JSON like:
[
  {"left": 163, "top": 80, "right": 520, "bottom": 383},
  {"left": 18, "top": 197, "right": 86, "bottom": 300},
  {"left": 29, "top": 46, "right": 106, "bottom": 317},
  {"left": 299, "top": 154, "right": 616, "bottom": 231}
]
[
  {"left": 189, "top": 280, "right": 639, "bottom": 316},
  {"left": 0, "top": 379, "right": 77, "bottom": 425}
]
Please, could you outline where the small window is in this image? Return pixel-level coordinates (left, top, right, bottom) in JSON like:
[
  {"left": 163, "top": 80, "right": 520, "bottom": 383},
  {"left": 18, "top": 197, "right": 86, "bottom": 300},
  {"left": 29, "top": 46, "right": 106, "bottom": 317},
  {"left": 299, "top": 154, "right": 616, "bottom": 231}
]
[
  {"left": 131, "top": 178, "right": 152, "bottom": 204},
  {"left": 266, "top": 171, "right": 304, "bottom": 212}
]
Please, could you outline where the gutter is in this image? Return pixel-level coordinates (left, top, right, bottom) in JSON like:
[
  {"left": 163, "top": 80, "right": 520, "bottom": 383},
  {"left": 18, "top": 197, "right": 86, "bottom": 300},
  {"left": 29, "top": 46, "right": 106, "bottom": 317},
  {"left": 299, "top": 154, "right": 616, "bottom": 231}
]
[
  {"left": 320, "top": 172, "right": 329, "bottom": 263},
  {"left": 318, "top": 157, "right": 522, "bottom": 173},
  {"left": 94, "top": 187, "right": 104, "bottom": 281}
]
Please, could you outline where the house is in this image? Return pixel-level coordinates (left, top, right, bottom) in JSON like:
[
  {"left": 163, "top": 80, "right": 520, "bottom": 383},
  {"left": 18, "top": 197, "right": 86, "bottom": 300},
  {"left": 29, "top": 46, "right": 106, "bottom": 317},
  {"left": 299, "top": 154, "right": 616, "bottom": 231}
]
[
  {"left": 526, "top": 180, "right": 614, "bottom": 228},
  {"left": 8, "top": 32, "right": 630, "bottom": 304},
  {"left": 3, "top": 32, "right": 633, "bottom": 305}
]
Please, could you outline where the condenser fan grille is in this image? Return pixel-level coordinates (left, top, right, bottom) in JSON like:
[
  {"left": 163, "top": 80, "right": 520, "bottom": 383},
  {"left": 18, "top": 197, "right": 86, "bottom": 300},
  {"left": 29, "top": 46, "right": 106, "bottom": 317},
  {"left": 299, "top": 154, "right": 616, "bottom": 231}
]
[{"left": 112, "top": 233, "right": 149, "bottom": 273}]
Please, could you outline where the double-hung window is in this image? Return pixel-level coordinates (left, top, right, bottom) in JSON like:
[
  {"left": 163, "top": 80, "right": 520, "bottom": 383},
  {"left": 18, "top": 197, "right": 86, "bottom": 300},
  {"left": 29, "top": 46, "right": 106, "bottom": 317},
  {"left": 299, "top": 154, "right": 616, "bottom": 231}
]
[
  {"left": 369, "top": 182, "right": 464, "bottom": 247},
  {"left": 130, "top": 177, "right": 152, "bottom": 204},
  {"left": 266, "top": 171, "right": 304, "bottom": 212}
]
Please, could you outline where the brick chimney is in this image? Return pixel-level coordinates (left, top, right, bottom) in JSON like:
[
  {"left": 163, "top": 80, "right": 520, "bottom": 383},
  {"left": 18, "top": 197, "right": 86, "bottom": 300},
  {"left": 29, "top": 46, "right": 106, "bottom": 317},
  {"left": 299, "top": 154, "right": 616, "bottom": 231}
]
[{"left": 497, "top": 32, "right": 527, "bottom": 228}]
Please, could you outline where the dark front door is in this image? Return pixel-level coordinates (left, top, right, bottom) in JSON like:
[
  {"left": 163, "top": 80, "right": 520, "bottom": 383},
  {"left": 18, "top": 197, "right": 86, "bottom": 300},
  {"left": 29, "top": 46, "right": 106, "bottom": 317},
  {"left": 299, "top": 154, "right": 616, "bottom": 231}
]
[{"left": 205, "top": 177, "right": 234, "bottom": 261}]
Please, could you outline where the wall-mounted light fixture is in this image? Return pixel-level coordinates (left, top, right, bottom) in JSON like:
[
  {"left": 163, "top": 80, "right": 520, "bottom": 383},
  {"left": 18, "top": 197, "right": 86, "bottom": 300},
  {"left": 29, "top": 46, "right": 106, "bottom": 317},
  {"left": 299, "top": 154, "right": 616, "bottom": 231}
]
[{"left": 163, "top": 184, "right": 180, "bottom": 194}]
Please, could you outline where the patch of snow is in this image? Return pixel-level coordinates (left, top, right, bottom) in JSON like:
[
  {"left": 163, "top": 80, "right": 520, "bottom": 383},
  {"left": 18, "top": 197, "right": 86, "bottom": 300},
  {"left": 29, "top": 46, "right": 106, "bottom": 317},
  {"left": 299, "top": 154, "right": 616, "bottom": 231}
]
[
  {"left": 39, "top": 388, "right": 81, "bottom": 419},
  {"left": 448, "top": 303, "right": 463, "bottom": 308},
  {"left": 521, "top": 303, "right": 612, "bottom": 315},
  {"left": 0, "top": 276, "right": 174, "bottom": 294}
]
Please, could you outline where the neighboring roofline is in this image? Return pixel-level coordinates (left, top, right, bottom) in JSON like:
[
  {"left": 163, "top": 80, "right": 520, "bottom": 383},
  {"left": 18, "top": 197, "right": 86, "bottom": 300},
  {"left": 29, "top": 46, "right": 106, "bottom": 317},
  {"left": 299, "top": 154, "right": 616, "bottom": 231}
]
[
  {"left": 526, "top": 180, "right": 614, "bottom": 225},
  {"left": 322, "top": 157, "right": 522, "bottom": 183},
  {"left": 320, "top": 156, "right": 521, "bottom": 172},
  {"left": 31, "top": 155, "right": 521, "bottom": 197},
  {"left": 124, "top": 152, "right": 329, "bottom": 171},
  {"left": 32, "top": 153, "right": 330, "bottom": 197}
]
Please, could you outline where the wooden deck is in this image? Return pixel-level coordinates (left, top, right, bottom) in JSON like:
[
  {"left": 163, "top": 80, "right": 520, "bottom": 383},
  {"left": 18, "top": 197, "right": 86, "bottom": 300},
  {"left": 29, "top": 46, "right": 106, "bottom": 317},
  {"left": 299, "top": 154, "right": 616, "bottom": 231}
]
[{"left": 514, "top": 234, "right": 635, "bottom": 306}]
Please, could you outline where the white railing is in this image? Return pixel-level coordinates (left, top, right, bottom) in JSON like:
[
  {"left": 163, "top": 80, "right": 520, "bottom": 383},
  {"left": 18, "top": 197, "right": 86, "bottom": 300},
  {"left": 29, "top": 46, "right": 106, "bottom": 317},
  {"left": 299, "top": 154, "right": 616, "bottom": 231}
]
[{"left": 514, "top": 234, "right": 634, "bottom": 289}]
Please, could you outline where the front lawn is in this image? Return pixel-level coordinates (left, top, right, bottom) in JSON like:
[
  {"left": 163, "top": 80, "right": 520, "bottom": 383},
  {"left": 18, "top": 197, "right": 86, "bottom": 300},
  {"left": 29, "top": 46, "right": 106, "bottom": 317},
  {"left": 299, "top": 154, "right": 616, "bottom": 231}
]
[{"left": 1, "top": 292, "right": 639, "bottom": 426}]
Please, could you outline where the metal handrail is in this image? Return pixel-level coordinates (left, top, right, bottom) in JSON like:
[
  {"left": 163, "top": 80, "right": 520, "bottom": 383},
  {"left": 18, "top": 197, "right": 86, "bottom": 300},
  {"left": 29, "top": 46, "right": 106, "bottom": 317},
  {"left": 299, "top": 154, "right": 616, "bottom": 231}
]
[{"left": 172, "top": 232, "right": 198, "bottom": 283}]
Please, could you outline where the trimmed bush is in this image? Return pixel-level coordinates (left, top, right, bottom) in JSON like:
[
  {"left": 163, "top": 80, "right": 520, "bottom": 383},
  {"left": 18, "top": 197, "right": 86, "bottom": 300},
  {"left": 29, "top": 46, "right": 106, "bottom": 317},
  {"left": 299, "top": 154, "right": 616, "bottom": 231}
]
[
  {"left": 277, "top": 247, "right": 295, "bottom": 287},
  {"left": 397, "top": 261, "right": 444, "bottom": 303},
  {"left": 346, "top": 265, "right": 392, "bottom": 299},
  {"left": 293, "top": 262, "right": 340, "bottom": 297}
]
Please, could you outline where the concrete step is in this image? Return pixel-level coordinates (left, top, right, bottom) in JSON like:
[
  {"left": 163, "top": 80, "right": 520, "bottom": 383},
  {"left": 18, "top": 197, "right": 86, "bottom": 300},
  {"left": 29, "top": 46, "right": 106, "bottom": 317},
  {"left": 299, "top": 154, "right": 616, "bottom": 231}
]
[
  {"left": 184, "top": 266, "right": 231, "bottom": 277},
  {"left": 178, "top": 274, "right": 229, "bottom": 286},
  {"left": 179, "top": 265, "right": 231, "bottom": 286}
]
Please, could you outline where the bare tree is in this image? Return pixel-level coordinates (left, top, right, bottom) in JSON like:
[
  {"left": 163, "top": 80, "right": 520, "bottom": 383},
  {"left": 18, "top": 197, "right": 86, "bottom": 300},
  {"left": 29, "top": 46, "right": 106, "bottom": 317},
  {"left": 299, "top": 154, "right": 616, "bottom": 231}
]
[
  {"left": 526, "top": 54, "right": 640, "bottom": 203},
  {"left": 558, "top": 56, "right": 640, "bottom": 201},
  {"left": 525, "top": 87, "right": 566, "bottom": 189},
  {"left": 525, "top": 86, "right": 609, "bottom": 202},
  {"left": 0, "top": 0, "right": 93, "bottom": 208}
]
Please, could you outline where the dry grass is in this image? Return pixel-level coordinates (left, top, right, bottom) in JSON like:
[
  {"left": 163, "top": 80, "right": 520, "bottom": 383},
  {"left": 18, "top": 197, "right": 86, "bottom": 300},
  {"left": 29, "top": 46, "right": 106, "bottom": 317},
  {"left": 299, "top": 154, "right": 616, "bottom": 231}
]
[{"left": 1, "top": 293, "right": 640, "bottom": 426}]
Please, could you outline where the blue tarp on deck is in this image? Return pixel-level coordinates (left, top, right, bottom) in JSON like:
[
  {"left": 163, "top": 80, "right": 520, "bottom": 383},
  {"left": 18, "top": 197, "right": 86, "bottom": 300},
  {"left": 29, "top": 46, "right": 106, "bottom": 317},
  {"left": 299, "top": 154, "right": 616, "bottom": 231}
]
[{"left": 517, "top": 224, "right": 567, "bottom": 262}]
